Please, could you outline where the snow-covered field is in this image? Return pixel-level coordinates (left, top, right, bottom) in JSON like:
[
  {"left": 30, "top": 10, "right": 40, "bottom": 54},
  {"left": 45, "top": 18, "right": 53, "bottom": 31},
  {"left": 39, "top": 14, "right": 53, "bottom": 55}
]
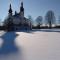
[{"left": 0, "top": 29, "right": 60, "bottom": 60}]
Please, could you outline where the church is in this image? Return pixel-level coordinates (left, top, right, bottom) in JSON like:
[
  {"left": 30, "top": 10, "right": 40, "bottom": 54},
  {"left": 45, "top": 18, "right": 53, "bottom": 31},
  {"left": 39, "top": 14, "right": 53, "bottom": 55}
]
[{"left": 4, "top": 2, "right": 32, "bottom": 31}]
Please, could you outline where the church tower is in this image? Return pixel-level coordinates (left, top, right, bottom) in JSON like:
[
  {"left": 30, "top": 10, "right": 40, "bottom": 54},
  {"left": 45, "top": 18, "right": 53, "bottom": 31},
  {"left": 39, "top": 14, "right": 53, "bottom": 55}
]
[
  {"left": 8, "top": 4, "right": 12, "bottom": 17},
  {"left": 20, "top": 2, "right": 24, "bottom": 17}
]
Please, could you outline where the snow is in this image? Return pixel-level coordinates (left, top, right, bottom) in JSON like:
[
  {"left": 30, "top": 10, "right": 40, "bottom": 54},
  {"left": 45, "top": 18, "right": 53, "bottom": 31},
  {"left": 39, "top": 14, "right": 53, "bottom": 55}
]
[{"left": 0, "top": 29, "right": 60, "bottom": 60}]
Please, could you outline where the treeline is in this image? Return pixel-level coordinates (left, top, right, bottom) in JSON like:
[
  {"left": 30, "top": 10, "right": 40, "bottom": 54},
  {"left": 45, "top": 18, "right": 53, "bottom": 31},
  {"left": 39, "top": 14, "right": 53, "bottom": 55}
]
[
  {"left": 28, "top": 10, "right": 60, "bottom": 29},
  {"left": 0, "top": 10, "right": 60, "bottom": 30}
]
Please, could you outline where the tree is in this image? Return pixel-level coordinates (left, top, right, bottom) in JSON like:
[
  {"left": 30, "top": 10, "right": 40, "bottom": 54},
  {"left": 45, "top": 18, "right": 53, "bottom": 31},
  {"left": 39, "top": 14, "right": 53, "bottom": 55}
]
[
  {"left": 36, "top": 16, "right": 43, "bottom": 28},
  {"left": 45, "top": 10, "right": 56, "bottom": 28},
  {"left": 0, "top": 19, "right": 2, "bottom": 26},
  {"left": 58, "top": 16, "right": 60, "bottom": 24},
  {"left": 28, "top": 15, "right": 33, "bottom": 29},
  {"left": 3, "top": 16, "right": 13, "bottom": 31},
  {"left": 28, "top": 15, "right": 33, "bottom": 24}
]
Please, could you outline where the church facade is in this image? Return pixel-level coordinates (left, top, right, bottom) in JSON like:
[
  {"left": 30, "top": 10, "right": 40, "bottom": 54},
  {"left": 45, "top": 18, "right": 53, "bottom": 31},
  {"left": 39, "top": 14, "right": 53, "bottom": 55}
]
[{"left": 4, "top": 2, "right": 32, "bottom": 31}]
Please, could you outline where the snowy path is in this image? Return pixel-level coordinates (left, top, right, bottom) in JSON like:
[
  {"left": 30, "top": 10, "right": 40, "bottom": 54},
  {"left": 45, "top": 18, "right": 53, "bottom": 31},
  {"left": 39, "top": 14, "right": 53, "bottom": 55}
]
[{"left": 0, "top": 30, "right": 60, "bottom": 60}]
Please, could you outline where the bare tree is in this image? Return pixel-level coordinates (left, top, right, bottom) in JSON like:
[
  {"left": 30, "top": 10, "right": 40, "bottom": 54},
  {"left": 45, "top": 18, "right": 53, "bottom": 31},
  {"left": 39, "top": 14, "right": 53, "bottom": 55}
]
[
  {"left": 58, "top": 16, "right": 60, "bottom": 24},
  {"left": 3, "top": 16, "right": 13, "bottom": 31},
  {"left": 28, "top": 15, "right": 33, "bottom": 23},
  {"left": 36, "top": 16, "right": 43, "bottom": 28},
  {"left": 0, "top": 19, "right": 2, "bottom": 26},
  {"left": 45, "top": 10, "right": 56, "bottom": 28},
  {"left": 28, "top": 15, "right": 34, "bottom": 29}
]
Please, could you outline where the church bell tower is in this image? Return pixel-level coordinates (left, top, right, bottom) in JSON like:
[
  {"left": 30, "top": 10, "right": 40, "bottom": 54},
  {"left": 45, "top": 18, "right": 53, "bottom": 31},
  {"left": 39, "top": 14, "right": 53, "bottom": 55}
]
[
  {"left": 20, "top": 2, "right": 24, "bottom": 17},
  {"left": 8, "top": 4, "right": 13, "bottom": 17}
]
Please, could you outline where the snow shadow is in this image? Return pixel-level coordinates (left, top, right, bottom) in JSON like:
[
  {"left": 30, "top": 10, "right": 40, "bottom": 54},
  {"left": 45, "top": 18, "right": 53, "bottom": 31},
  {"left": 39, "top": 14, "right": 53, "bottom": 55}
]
[
  {"left": 0, "top": 32, "right": 19, "bottom": 55},
  {"left": 31, "top": 29, "right": 60, "bottom": 33},
  {"left": 11, "top": 29, "right": 60, "bottom": 33},
  {"left": 7, "top": 29, "right": 34, "bottom": 34}
]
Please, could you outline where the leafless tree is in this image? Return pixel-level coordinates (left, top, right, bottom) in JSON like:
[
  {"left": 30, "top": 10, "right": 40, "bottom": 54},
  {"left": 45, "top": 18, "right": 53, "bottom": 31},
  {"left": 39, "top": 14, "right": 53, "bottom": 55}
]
[
  {"left": 36, "top": 16, "right": 43, "bottom": 28},
  {"left": 45, "top": 10, "right": 56, "bottom": 28}
]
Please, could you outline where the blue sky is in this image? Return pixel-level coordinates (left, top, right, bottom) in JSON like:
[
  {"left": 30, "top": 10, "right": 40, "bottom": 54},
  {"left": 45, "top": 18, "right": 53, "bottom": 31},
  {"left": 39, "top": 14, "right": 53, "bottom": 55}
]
[{"left": 0, "top": 0, "right": 60, "bottom": 21}]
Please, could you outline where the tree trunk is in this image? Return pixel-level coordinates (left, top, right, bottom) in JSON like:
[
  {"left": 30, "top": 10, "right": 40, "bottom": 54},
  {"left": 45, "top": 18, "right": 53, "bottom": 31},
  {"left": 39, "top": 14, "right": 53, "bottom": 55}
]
[{"left": 49, "top": 21, "right": 52, "bottom": 29}]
